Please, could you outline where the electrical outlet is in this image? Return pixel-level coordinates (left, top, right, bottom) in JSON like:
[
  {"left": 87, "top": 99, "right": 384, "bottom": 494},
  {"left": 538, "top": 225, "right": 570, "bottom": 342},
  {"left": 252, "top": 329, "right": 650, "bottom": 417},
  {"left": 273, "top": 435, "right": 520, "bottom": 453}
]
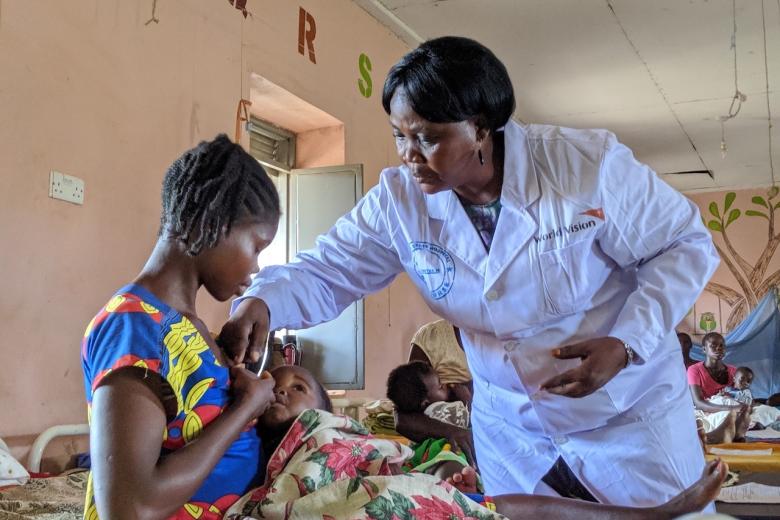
[{"left": 49, "top": 170, "right": 84, "bottom": 205}]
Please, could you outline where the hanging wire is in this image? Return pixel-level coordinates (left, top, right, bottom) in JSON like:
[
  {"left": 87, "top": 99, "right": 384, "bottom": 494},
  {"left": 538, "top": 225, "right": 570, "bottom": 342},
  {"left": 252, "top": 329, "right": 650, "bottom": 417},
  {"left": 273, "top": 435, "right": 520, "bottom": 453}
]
[
  {"left": 144, "top": 0, "right": 159, "bottom": 26},
  {"left": 761, "top": 0, "right": 776, "bottom": 186},
  {"left": 719, "top": 0, "right": 747, "bottom": 158},
  {"left": 234, "top": 12, "right": 251, "bottom": 143}
]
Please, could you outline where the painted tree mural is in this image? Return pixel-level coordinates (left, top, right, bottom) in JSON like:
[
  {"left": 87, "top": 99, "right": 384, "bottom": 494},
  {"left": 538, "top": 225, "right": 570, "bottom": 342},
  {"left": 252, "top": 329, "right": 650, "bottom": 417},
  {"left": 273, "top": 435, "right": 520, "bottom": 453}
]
[{"left": 705, "top": 186, "right": 780, "bottom": 331}]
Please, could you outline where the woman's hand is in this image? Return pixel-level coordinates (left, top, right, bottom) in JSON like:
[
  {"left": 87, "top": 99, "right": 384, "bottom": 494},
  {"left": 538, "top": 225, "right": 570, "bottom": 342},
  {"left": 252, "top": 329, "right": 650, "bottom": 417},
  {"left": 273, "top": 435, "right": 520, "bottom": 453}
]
[
  {"left": 448, "top": 383, "right": 473, "bottom": 409},
  {"left": 540, "top": 337, "right": 627, "bottom": 398},
  {"left": 230, "top": 366, "right": 276, "bottom": 418},
  {"left": 219, "top": 298, "right": 270, "bottom": 365},
  {"left": 446, "top": 426, "right": 478, "bottom": 471}
]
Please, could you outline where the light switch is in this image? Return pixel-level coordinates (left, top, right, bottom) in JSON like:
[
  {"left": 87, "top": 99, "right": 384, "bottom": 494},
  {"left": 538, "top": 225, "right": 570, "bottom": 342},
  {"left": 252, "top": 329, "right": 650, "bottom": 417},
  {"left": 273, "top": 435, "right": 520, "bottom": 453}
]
[{"left": 49, "top": 170, "right": 84, "bottom": 205}]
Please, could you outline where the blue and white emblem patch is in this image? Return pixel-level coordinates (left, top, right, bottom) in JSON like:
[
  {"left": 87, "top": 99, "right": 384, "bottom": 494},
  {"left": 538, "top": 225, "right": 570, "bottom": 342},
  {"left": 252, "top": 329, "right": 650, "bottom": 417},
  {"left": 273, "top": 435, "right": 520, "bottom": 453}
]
[{"left": 410, "top": 241, "right": 455, "bottom": 300}]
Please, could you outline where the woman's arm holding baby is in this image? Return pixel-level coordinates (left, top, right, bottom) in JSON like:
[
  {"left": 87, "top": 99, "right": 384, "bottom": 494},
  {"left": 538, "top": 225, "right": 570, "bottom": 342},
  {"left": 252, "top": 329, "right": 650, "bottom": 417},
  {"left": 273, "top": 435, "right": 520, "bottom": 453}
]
[
  {"left": 90, "top": 367, "right": 274, "bottom": 520},
  {"left": 394, "top": 410, "right": 477, "bottom": 469},
  {"left": 689, "top": 384, "right": 742, "bottom": 413}
]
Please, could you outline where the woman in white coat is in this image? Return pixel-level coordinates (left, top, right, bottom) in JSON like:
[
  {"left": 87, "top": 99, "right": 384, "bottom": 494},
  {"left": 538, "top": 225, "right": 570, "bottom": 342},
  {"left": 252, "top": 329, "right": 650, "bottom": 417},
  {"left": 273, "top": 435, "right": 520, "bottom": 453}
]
[{"left": 220, "top": 36, "right": 719, "bottom": 507}]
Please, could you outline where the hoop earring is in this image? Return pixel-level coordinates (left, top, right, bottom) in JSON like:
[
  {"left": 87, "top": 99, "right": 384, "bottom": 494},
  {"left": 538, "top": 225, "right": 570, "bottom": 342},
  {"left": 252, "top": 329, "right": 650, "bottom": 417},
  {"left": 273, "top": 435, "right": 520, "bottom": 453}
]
[{"left": 478, "top": 149, "right": 484, "bottom": 165}]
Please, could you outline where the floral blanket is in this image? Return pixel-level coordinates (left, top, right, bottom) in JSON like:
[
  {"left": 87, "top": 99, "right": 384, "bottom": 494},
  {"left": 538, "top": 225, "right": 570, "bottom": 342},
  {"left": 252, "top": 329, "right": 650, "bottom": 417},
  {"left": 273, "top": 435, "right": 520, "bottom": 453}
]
[{"left": 227, "top": 410, "right": 505, "bottom": 520}]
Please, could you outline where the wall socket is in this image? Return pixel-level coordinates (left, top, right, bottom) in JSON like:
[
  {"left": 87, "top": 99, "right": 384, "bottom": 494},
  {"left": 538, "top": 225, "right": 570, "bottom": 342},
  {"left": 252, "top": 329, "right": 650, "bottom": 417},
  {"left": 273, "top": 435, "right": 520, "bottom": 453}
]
[{"left": 49, "top": 170, "right": 84, "bottom": 205}]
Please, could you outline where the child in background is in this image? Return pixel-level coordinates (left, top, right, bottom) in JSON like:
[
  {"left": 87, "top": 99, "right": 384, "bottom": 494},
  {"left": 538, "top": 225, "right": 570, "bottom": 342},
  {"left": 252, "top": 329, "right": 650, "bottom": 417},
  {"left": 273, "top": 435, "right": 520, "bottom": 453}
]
[
  {"left": 82, "top": 135, "right": 280, "bottom": 519},
  {"left": 720, "top": 367, "right": 754, "bottom": 405},
  {"left": 387, "top": 360, "right": 469, "bottom": 429},
  {"left": 394, "top": 321, "right": 477, "bottom": 468},
  {"left": 386, "top": 361, "right": 474, "bottom": 484},
  {"left": 712, "top": 366, "right": 780, "bottom": 429}
]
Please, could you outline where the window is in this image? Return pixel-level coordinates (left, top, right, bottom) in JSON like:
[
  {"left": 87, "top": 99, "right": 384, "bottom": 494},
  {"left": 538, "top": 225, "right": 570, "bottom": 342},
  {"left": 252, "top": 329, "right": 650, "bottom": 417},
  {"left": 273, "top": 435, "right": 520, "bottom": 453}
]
[{"left": 248, "top": 119, "right": 365, "bottom": 389}]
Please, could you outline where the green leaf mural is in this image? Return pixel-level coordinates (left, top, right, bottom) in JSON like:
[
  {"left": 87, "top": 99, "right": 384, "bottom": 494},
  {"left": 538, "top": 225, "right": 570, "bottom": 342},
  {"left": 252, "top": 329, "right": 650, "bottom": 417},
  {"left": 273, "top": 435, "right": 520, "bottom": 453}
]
[
  {"left": 724, "top": 192, "right": 736, "bottom": 212},
  {"left": 752, "top": 196, "right": 768, "bottom": 208},
  {"left": 726, "top": 209, "right": 741, "bottom": 227},
  {"left": 746, "top": 210, "right": 769, "bottom": 220},
  {"left": 708, "top": 220, "right": 723, "bottom": 232},
  {"left": 703, "top": 187, "right": 780, "bottom": 331},
  {"left": 709, "top": 202, "right": 720, "bottom": 219}
]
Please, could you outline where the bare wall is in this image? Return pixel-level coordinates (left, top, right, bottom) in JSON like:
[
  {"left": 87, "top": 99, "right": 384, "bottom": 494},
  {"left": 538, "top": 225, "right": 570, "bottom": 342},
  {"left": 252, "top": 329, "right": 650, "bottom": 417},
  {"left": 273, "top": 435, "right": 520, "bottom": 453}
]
[{"left": 0, "top": 0, "right": 438, "bottom": 464}]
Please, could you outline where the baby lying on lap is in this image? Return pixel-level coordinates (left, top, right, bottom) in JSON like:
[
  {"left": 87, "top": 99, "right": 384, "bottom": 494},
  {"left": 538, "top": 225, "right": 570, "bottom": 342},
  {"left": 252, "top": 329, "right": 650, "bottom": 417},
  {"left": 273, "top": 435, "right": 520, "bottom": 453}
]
[
  {"left": 387, "top": 361, "right": 470, "bottom": 428},
  {"left": 386, "top": 360, "right": 476, "bottom": 487},
  {"left": 227, "top": 365, "right": 728, "bottom": 520},
  {"left": 710, "top": 367, "right": 780, "bottom": 429}
]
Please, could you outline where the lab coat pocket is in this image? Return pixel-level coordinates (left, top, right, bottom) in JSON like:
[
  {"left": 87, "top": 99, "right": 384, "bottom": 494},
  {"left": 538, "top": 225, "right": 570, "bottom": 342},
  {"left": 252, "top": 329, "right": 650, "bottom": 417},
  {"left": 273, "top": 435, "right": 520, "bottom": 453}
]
[{"left": 539, "top": 240, "right": 591, "bottom": 316}]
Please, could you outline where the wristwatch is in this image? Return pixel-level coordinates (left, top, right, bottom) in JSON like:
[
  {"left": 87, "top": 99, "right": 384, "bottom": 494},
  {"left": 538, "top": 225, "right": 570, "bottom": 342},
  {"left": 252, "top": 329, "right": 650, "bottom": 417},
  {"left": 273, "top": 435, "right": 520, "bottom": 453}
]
[{"left": 622, "top": 341, "right": 635, "bottom": 367}]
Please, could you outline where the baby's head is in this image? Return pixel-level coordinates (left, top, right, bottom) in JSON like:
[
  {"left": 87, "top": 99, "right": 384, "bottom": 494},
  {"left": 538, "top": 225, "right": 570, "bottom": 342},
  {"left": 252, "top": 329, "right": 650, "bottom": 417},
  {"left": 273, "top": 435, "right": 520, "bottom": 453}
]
[
  {"left": 259, "top": 365, "right": 332, "bottom": 435},
  {"left": 733, "top": 366, "right": 754, "bottom": 390},
  {"left": 386, "top": 361, "right": 449, "bottom": 413}
]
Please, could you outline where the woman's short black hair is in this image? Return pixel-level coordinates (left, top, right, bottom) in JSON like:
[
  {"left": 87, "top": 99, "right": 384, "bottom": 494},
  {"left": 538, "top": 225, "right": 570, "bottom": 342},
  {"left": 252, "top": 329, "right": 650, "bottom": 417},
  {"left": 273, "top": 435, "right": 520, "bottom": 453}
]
[
  {"left": 702, "top": 332, "right": 725, "bottom": 347},
  {"left": 382, "top": 36, "right": 515, "bottom": 132},
  {"left": 386, "top": 361, "right": 434, "bottom": 413},
  {"left": 160, "top": 134, "right": 281, "bottom": 256}
]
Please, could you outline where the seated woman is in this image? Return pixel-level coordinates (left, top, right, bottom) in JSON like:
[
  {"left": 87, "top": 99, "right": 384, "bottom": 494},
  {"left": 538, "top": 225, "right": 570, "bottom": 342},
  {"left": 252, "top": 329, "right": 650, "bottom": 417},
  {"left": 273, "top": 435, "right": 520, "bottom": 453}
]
[
  {"left": 677, "top": 332, "right": 696, "bottom": 369},
  {"left": 230, "top": 365, "right": 728, "bottom": 520},
  {"left": 387, "top": 361, "right": 469, "bottom": 429},
  {"left": 394, "top": 320, "right": 477, "bottom": 465},
  {"left": 687, "top": 332, "right": 750, "bottom": 444},
  {"left": 387, "top": 361, "right": 473, "bottom": 482},
  {"left": 82, "top": 135, "right": 280, "bottom": 519}
]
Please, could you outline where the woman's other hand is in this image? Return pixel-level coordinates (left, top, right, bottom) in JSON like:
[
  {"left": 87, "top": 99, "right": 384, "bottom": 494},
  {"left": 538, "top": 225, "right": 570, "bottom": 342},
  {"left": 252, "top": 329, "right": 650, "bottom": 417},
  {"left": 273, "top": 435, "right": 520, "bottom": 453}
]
[
  {"left": 219, "top": 298, "right": 270, "bottom": 365},
  {"left": 230, "top": 366, "right": 276, "bottom": 418},
  {"left": 540, "top": 337, "right": 627, "bottom": 398},
  {"left": 447, "top": 426, "right": 478, "bottom": 471},
  {"left": 448, "top": 383, "right": 473, "bottom": 409}
]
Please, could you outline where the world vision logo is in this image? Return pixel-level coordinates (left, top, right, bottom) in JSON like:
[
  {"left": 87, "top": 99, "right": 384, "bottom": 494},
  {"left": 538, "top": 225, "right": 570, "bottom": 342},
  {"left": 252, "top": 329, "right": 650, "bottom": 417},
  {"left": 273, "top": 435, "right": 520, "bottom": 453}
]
[{"left": 534, "top": 207, "right": 605, "bottom": 243}]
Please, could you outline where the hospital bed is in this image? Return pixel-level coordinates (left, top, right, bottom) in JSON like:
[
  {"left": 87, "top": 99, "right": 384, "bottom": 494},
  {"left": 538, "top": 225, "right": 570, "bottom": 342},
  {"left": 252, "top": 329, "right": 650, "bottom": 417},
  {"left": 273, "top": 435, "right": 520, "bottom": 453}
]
[
  {"left": 0, "top": 398, "right": 397, "bottom": 519},
  {"left": 0, "top": 424, "right": 90, "bottom": 519}
]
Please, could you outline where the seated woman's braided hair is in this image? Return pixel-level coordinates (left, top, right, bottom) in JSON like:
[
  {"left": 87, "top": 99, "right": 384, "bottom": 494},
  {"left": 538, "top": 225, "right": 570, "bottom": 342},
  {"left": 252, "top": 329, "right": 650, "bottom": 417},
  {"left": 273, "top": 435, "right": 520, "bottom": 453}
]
[{"left": 160, "top": 133, "right": 281, "bottom": 255}]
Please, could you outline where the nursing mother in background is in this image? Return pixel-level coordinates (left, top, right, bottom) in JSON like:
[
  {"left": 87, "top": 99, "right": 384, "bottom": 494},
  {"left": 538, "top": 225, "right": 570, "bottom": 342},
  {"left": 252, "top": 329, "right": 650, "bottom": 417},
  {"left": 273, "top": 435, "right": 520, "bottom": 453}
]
[{"left": 220, "top": 36, "right": 719, "bottom": 507}]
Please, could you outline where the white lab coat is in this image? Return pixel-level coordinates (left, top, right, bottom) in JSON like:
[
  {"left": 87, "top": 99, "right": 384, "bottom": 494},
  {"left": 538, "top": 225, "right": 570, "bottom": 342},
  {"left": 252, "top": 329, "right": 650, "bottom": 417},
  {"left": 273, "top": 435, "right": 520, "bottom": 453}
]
[{"left": 237, "top": 120, "right": 720, "bottom": 506}]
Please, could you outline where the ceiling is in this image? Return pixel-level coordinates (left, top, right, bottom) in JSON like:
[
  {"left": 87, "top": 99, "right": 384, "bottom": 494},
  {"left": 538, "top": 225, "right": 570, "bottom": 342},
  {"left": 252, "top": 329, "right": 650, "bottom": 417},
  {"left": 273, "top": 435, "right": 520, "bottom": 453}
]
[
  {"left": 353, "top": 0, "right": 780, "bottom": 193},
  {"left": 249, "top": 74, "right": 343, "bottom": 133}
]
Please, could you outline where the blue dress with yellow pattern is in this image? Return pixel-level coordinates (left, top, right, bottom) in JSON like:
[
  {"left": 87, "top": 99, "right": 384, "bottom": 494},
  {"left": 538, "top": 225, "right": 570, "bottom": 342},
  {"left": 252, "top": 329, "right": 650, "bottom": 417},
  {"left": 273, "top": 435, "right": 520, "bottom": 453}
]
[{"left": 81, "top": 284, "right": 262, "bottom": 519}]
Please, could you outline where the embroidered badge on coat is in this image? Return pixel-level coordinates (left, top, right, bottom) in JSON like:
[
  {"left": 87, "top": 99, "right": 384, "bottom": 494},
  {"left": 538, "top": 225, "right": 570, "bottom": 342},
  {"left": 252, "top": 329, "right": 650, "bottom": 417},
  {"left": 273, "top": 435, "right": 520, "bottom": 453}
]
[{"left": 410, "top": 241, "right": 455, "bottom": 300}]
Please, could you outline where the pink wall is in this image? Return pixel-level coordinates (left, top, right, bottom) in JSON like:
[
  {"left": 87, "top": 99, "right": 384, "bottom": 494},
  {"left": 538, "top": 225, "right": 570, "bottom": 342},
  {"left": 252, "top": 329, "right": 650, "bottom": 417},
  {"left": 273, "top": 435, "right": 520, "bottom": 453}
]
[
  {"left": 683, "top": 187, "right": 780, "bottom": 339},
  {"left": 0, "top": 0, "right": 439, "bottom": 467}
]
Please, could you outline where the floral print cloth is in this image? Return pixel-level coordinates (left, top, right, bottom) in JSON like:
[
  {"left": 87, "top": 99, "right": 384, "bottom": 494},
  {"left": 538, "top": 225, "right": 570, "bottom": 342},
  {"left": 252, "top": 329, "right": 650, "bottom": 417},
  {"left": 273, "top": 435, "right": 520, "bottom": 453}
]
[{"left": 227, "top": 410, "right": 504, "bottom": 520}]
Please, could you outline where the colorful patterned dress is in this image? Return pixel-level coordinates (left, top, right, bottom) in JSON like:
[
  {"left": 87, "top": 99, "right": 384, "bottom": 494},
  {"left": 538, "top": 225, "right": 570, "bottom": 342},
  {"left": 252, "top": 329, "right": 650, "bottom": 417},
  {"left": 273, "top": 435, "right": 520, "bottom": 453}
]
[{"left": 81, "top": 284, "right": 262, "bottom": 519}]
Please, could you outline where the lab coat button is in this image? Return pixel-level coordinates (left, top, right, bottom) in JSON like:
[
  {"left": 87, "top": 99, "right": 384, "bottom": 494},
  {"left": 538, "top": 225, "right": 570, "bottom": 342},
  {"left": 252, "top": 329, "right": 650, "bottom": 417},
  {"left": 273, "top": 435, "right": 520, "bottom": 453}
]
[
  {"left": 553, "top": 436, "right": 569, "bottom": 445},
  {"left": 504, "top": 341, "right": 518, "bottom": 352},
  {"left": 485, "top": 289, "right": 499, "bottom": 301}
]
